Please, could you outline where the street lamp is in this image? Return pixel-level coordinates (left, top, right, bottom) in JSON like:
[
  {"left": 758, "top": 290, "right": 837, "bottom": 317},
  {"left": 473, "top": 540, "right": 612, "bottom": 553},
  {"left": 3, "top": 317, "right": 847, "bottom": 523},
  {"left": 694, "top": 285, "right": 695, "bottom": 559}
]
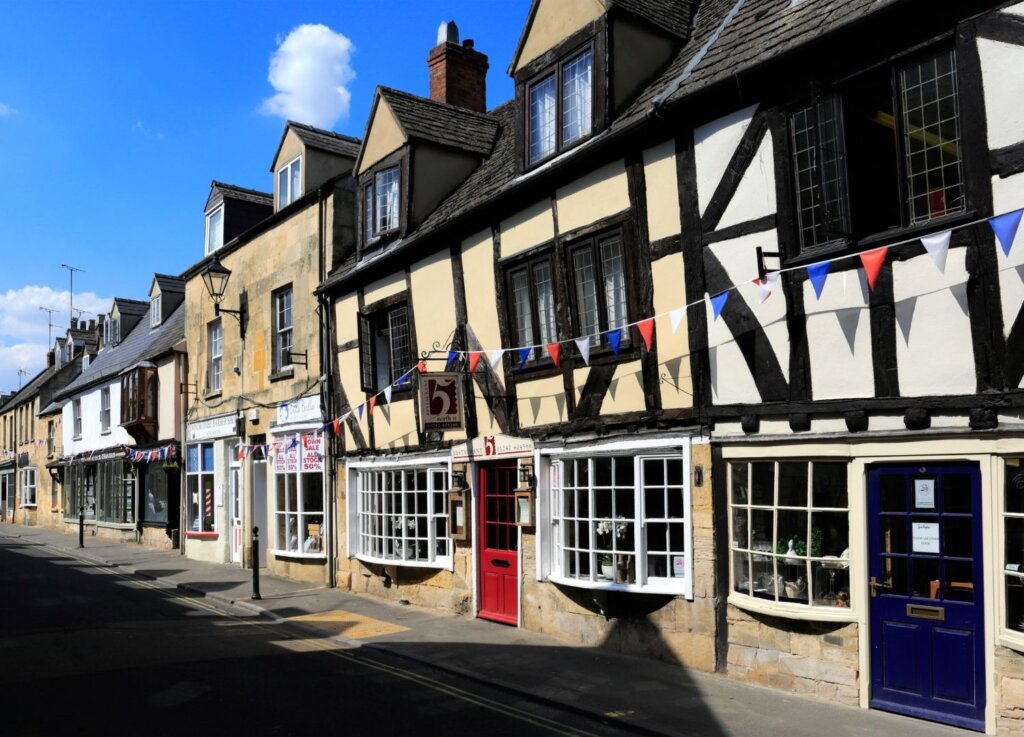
[{"left": 199, "top": 257, "right": 246, "bottom": 338}]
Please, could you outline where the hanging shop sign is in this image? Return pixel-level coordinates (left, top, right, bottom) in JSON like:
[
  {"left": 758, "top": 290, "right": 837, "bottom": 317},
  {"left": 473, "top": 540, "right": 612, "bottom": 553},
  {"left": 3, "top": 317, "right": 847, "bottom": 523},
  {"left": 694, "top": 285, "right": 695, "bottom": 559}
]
[
  {"left": 418, "top": 372, "right": 464, "bottom": 432},
  {"left": 187, "top": 414, "right": 237, "bottom": 441},
  {"left": 451, "top": 433, "right": 534, "bottom": 462}
]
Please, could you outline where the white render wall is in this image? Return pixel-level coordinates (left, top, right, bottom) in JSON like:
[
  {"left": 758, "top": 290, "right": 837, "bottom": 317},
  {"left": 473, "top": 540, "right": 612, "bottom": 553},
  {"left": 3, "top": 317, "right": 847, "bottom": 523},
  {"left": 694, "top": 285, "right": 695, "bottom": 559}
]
[{"left": 62, "top": 378, "right": 132, "bottom": 455}]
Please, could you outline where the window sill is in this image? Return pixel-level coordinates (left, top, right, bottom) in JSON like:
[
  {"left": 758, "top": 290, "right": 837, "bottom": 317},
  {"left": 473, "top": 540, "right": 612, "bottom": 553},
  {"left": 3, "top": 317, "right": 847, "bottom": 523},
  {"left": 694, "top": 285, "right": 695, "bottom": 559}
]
[
  {"left": 999, "top": 630, "right": 1024, "bottom": 653},
  {"left": 355, "top": 553, "right": 452, "bottom": 570},
  {"left": 548, "top": 572, "right": 691, "bottom": 597},
  {"left": 271, "top": 550, "right": 326, "bottom": 560},
  {"left": 727, "top": 592, "right": 856, "bottom": 622},
  {"left": 204, "top": 390, "right": 222, "bottom": 401},
  {"left": 72, "top": 436, "right": 82, "bottom": 442},
  {"left": 96, "top": 522, "right": 135, "bottom": 530},
  {"left": 100, "top": 430, "right": 111, "bottom": 436},
  {"left": 19, "top": 504, "right": 37, "bottom": 509},
  {"left": 269, "top": 368, "right": 294, "bottom": 383},
  {"left": 185, "top": 531, "right": 219, "bottom": 540}
]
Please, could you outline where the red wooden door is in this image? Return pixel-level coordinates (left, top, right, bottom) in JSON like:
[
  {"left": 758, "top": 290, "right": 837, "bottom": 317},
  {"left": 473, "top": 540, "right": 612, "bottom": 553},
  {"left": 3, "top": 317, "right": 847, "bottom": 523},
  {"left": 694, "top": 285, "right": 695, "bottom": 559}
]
[{"left": 478, "top": 463, "right": 519, "bottom": 624}]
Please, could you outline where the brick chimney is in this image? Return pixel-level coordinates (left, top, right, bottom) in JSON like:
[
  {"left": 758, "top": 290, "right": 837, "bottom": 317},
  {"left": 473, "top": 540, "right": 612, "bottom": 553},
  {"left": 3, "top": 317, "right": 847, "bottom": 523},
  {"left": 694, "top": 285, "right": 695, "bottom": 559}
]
[{"left": 427, "top": 21, "right": 489, "bottom": 113}]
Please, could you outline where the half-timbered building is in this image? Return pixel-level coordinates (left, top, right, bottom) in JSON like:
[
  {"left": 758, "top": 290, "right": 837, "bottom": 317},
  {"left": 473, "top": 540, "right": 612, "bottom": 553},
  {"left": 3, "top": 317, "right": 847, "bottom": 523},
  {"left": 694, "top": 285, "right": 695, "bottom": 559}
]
[{"left": 321, "top": 0, "right": 1024, "bottom": 732}]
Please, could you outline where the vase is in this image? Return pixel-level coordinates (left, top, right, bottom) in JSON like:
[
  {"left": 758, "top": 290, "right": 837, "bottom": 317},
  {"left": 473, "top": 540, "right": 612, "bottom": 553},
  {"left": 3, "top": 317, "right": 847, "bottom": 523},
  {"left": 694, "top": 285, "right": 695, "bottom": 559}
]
[{"left": 601, "top": 562, "right": 614, "bottom": 579}]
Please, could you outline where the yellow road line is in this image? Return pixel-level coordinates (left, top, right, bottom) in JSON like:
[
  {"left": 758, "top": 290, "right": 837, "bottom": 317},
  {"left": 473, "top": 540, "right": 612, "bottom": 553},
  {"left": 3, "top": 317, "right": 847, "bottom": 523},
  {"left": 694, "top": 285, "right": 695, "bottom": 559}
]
[{"left": 40, "top": 543, "right": 600, "bottom": 737}]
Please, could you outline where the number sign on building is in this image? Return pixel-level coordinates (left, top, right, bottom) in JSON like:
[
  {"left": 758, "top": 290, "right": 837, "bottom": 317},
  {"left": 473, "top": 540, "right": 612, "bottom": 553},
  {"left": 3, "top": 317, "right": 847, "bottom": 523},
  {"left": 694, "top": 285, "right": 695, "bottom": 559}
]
[{"left": 418, "top": 372, "right": 464, "bottom": 431}]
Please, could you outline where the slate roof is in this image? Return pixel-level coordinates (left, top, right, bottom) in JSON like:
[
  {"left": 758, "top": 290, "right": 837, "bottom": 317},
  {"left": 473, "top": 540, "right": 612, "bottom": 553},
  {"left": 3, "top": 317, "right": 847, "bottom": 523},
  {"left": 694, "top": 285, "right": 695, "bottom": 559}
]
[
  {"left": 207, "top": 181, "right": 273, "bottom": 210},
  {"left": 113, "top": 297, "right": 149, "bottom": 317},
  {"left": 377, "top": 87, "right": 499, "bottom": 157},
  {"left": 153, "top": 273, "right": 185, "bottom": 294},
  {"left": 325, "top": 0, "right": 989, "bottom": 292},
  {"left": 54, "top": 302, "right": 185, "bottom": 401},
  {"left": 289, "top": 121, "right": 361, "bottom": 159},
  {"left": 612, "top": 0, "right": 695, "bottom": 39}
]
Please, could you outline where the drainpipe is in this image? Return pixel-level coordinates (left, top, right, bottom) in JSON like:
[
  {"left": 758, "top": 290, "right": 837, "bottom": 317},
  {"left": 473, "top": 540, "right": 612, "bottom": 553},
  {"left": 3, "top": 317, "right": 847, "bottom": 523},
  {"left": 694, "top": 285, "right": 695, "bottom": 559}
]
[
  {"left": 317, "top": 185, "right": 337, "bottom": 589},
  {"left": 179, "top": 350, "right": 187, "bottom": 556}
]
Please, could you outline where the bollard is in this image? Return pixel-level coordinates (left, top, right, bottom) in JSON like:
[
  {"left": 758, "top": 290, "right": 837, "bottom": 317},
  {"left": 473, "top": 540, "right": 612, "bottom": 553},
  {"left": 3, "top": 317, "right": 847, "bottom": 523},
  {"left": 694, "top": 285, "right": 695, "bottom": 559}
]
[
  {"left": 78, "top": 506, "right": 84, "bottom": 548},
  {"left": 251, "top": 526, "right": 261, "bottom": 600}
]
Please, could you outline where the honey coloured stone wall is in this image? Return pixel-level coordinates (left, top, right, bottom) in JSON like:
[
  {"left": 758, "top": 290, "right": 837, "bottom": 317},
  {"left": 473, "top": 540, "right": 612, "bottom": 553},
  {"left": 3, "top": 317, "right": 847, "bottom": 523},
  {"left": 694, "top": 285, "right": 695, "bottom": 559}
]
[
  {"left": 520, "top": 442, "right": 717, "bottom": 673},
  {"left": 996, "top": 645, "right": 1024, "bottom": 736},
  {"left": 724, "top": 607, "right": 859, "bottom": 705}
]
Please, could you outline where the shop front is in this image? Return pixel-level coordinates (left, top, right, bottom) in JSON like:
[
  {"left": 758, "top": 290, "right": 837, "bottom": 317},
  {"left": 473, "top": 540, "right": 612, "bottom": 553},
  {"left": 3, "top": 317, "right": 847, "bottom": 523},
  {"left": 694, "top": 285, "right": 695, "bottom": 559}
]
[
  {"left": 183, "top": 412, "right": 238, "bottom": 564},
  {"left": 267, "top": 395, "right": 328, "bottom": 584},
  {"left": 719, "top": 435, "right": 1024, "bottom": 733}
]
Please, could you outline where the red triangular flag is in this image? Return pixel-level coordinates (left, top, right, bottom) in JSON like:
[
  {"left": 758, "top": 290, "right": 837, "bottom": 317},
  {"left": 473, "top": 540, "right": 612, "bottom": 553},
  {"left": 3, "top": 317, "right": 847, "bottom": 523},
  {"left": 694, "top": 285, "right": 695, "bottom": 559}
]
[
  {"left": 469, "top": 352, "right": 482, "bottom": 374},
  {"left": 332, "top": 417, "right": 341, "bottom": 436},
  {"left": 369, "top": 395, "right": 377, "bottom": 413},
  {"left": 546, "top": 342, "right": 561, "bottom": 367},
  {"left": 417, "top": 360, "right": 427, "bottom": 373},
  {"left": 637, "top": 318, "right": 655, "bottom": 351},
  {"left": 860, "top": 247, "right": 888, "bottom": 291}
]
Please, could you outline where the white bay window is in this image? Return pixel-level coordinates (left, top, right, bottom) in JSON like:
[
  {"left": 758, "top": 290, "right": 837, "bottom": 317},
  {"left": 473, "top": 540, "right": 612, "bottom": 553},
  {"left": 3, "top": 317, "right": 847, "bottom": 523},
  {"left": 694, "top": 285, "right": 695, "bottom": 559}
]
[
  {"left": 549, "top": 448, "right": 692, "bottom": 596},
  {"left": 353, "top": 465, "right": 450, "bottom": 567}
]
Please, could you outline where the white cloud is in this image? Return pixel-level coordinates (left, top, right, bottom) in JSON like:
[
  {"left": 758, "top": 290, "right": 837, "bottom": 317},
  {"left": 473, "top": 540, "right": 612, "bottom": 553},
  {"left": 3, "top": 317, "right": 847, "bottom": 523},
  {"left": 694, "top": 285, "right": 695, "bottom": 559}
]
[
  {"left": 0, "top": 343, "right": 48, "bottom": 392},
  {"left": 0, "top": 103, "right": 15, "bottom": 117},
  {"left": 0, "top": 285, "right": 113, "bottom": 393},
  {"left": 0, "top": 286, "right": 112, "bottom": 343},
  {"left": 261, "top": 24, "right": 355, "bottom": 129},
  {"left": 132, "top": 120, "right": 165, "bottom": 140}
]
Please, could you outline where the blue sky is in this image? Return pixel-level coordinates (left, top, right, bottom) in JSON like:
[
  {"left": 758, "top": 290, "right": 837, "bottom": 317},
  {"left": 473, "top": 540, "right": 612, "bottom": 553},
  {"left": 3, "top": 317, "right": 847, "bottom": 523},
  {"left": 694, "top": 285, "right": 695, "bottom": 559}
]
[{"left": 0, "top": 0, "right": 530, "bottom": 392}]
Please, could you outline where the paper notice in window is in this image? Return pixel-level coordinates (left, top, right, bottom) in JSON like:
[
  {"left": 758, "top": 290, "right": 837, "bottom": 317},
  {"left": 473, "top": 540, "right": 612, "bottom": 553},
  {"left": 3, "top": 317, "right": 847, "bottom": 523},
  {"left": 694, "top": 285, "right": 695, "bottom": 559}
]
[
  {"left": 912, "top": 522, "right": 940, "bottom": 554},
  {"left": 914, "top": 479, "right": 935, "bottom": 509}
]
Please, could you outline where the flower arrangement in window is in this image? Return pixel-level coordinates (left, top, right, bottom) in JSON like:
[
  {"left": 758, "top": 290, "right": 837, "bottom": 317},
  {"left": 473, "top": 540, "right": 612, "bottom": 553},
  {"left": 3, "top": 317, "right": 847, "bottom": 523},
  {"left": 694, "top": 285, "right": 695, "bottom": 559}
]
[
  {"left": 596, "top": 516, "right": 628, "bottom": 568},
  {"left": 775, "top": 528, "right": 823, "bottom": 558}
]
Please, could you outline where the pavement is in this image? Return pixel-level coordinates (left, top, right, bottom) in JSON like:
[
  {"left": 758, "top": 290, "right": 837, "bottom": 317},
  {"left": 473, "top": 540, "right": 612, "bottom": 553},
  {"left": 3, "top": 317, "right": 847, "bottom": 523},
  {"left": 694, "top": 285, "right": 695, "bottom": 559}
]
[{"left": 2, "top": 522, "right": 974, "bottom": 737}]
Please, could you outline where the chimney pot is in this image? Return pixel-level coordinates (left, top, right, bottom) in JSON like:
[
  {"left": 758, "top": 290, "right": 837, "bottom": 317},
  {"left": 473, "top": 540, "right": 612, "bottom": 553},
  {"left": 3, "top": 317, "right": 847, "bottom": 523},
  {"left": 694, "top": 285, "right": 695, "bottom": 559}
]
[{"left": 427, "top": 21, "right": 488, "bottom": 113}]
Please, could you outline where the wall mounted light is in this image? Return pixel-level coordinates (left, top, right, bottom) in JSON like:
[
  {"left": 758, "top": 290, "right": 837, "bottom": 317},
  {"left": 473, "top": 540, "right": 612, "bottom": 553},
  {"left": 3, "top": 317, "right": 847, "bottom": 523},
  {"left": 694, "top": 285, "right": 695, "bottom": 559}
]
[{"left": 200, "top": 257, "right": 247, "bottom": 338}]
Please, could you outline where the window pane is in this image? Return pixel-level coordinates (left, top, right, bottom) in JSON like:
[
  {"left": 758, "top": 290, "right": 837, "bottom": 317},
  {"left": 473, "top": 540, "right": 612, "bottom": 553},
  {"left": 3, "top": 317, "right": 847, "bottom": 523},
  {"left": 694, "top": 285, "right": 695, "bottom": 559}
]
[
  {"left": 510, "top": 269, "right": 533, "bottom": 348},
  {"left": 572, "top": 247, "right": 600, "bottom": 346},
  {"left": 277, "top": 168, "right": 288, "bottom": 209},
  {"left": 387, "top": 306, "right": 412, "bottom": 385},
  {"left": 529, "top": 74, "right": 556, "bottom": 163},
  {"left": 364, "top": 184, "right": 374, "bottom": 237},
  {"left": 600, "top": 237, "right": 627, "bottom": 331},
  {"left": 207, "top": 208, "right": 223, "bottom": 254},
  {"left": 290, "top": 159, "right": 302, "bottom": 204},
  {"left": 562, "top": 48, "right": 592, "bottom": 146},
  {"left": 900, "top": 49, "right": 963, "bottom": 223},
  {"left": 533, "top": 261, "right": 557, "bottom": 348},
  {"left": 789, "top": 94, "right": 849, "bottom": 250},
  {"left": 376, "top": 167, "right": 400, "bottom": 232}
]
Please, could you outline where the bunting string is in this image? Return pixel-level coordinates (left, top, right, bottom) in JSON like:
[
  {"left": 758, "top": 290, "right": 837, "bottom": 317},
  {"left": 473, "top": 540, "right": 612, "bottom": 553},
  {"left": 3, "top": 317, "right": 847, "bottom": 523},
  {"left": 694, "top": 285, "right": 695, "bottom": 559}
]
[{"left": 321, "top": 209, "right": 1023, "bottom": 434}]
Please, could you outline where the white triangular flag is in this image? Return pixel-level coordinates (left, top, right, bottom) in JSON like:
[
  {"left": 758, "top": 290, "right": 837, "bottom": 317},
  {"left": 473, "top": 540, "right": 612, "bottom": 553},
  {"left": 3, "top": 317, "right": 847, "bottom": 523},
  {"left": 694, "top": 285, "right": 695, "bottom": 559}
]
[
  {"left": 757, "top": 272, "right": 780, "bottom": 304},
  {"left": 921, "top": 230, "right": 951, "bottom": 273},
  {"left": 488, "top": 349, "right": 504, "bottom": 370},
  {"left": 575, "top": 337, "right": 591, "bottom": 366},
  {"left": 384, "top": 386, "right": 392, "bottom": 404},
  {"left": 669, "top": 306, "right": 686, "bottom": 333}
]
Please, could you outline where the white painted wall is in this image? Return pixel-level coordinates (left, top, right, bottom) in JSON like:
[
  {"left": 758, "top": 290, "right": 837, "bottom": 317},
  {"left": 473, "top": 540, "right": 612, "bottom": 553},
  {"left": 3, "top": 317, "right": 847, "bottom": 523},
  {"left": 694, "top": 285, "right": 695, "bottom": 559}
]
[
  {"left": 804, "top": 269, "right": 874, "bottom": 400},
  {"left": 979, "top": 37, "right": 1024, "bottom": 151},
  {"left": 716, "top": 134, "right": 776, "bottom": 231},
  {"left": 892, "top": 250, "right": 976, "bottom": 397},
  {"left": 694, "top": 104, "right": 758, "bottom": 216},
  {"left": 62, "top": 379, "right": 132, "bottom": 455},
  {"left": 706, "top": 230, "right": 790, "bottom": 404}
]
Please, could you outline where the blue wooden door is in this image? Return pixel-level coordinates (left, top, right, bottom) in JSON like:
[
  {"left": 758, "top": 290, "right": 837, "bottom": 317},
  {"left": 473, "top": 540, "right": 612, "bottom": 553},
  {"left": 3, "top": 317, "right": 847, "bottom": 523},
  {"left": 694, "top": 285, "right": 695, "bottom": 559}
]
[{"left": 868, "top": 464, "right": 984, "bottom": 731}]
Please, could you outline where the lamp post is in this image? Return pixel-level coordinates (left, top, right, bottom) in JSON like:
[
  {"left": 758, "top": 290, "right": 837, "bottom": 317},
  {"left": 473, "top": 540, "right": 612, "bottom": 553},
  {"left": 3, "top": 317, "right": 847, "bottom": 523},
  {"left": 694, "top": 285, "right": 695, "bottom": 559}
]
[{"left": 199, "top": 257, "right": 246, "bottom": 338}]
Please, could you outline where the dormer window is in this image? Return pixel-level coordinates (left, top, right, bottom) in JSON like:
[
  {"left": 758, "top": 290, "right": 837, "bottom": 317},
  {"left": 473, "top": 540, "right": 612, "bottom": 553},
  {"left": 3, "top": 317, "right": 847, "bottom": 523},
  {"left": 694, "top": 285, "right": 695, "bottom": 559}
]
[
  {"left": 527, "top": 46, "right": 593, "bottom": 166},
  {"left": 277, "top": 155, "right": 302, "bottom": 209},
  {"left": 363, "top": 165, "right": 400, "bottom": 243},
  {"left": 150, "top": 296, "right": 162, "bottom": 328},
  {"left": 205, "top": 206, "right": 224, "bottom": 255}
]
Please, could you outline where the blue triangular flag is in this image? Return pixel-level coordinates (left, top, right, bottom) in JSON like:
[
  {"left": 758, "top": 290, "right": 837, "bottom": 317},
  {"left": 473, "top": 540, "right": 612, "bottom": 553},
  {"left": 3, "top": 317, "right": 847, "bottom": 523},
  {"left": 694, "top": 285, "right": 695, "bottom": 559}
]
[
  {"left": 396, "top": 371, "right": 410, "bottom": 389},
  {"left": 357, "top": 404, "right": 364, "bottom": 419},
  {"left": 806, "top": 261, "right": 831, "bottom": 300},
  {"left": 517, "top": 347, "right": 531, "bottom": 369},
  {"left": 606, "top": 329, "right": 622, "bottom": 355},
  {"left": 990, "top": 210, "right": 1024, "bottom": 257},
  {"left": 710, "top": 291, "right": 729, "bottom": 321},
  {"left": 446, "top": 350, "right": 459, "bottom": 370}
]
